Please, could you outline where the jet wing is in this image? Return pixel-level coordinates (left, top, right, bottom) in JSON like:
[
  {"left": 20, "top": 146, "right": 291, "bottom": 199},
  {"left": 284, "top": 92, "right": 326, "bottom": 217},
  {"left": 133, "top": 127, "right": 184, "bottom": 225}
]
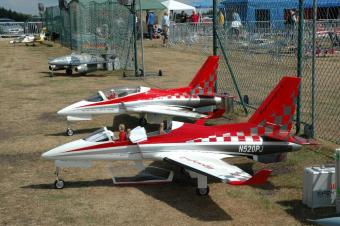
[
  {"left": 125, "top": 105, "right": 207, "bottom": 119},
  {"left": 159, "top": 152, "right": 271, "bottom": 185}
]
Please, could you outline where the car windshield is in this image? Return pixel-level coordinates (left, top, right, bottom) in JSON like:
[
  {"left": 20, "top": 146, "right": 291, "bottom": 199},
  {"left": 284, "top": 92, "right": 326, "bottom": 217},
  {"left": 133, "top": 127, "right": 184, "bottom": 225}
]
[{"left": 83, "top": 128, "right": 112, "bottom": 142}]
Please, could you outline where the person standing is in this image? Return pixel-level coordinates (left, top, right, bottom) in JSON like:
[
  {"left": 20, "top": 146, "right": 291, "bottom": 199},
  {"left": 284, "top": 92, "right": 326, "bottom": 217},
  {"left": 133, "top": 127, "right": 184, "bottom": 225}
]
[
  {"left": 162, "top": 11, "right": 170, "bottom": 47},
  {"left": 180, "top": 11, "right": 187, "bottom": 23},
  {"left": 191, "top": 11, "right": 199, "bottom": 24},
  {"left": 147, "top": 11, "right": 155, "bottom": 40}
]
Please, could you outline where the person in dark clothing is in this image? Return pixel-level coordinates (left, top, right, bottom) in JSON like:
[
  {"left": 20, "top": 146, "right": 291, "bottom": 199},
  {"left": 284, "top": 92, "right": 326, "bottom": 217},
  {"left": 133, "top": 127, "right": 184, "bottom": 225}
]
[
  {"left": 147, "top": 11, "right": 155, "bottom": 40},
  {"left": 180, "top": 11, "right": 187, "bottom": 23}
]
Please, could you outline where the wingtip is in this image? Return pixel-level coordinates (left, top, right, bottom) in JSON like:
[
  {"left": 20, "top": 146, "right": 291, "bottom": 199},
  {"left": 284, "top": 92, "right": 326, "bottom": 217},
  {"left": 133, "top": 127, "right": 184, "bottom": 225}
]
[{"left": 228, "top": 169, "right": 272, "bottom": 186}]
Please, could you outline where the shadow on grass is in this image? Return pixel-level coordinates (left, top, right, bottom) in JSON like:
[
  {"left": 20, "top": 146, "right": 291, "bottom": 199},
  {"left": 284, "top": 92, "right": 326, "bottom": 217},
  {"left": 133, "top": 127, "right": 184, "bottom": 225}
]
[
  {"left": 23, "top": 161, "right": 232, "bottom": 221},
  {"left": 39, "top": 71, "right": 110, "bottom": 78},
  {"left": 22, "top": 179, "right": 114, "bottom": 190},
  {"left": 277, "top": 199, "right": 337, "bottom": 224}
]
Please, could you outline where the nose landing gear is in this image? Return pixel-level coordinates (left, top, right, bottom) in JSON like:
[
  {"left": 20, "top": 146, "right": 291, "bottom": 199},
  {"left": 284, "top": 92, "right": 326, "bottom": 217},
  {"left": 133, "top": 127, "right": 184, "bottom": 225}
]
[{"left": 54, "top": 167, "right": 65, "bottom": 189}]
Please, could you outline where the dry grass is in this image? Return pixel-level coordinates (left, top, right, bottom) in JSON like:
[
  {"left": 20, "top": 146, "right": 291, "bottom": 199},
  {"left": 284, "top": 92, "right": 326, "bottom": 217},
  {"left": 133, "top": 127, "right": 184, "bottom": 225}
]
[{"left": 0, "top": 38, "right": 338, "bottom": 226}]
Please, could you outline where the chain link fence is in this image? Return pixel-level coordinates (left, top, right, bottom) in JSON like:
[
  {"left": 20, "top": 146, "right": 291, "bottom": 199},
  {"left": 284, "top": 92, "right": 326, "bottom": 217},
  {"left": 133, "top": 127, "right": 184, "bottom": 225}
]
[
  {"left": 169, "top": 1, "right": 339, "bottom": 144},
  {"left": 44, "top": 0, "right": 135, "bottom": 70}
]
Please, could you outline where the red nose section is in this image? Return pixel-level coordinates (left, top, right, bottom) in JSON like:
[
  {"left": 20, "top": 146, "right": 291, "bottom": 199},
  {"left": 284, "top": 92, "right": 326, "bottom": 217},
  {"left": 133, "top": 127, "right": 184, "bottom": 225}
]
[{"left": 228, "top": 169, "right": 272, "bottom": 186}]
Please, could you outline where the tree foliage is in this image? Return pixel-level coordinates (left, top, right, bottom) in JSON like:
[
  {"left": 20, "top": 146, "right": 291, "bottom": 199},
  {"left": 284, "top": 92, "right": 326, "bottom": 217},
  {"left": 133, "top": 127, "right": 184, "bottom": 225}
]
[{"left": 0, "top": 7, "right": 31, "bottom": 21}]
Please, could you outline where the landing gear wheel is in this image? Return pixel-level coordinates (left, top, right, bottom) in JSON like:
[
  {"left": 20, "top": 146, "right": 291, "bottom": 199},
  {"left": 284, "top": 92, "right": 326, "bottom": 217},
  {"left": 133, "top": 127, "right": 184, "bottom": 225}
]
[
  {"left": 139, "top": 118, "right": 147, "bottom": 126},
  {"left": 66, "top": 68, "right": 73, "bottom": 76},
  {"left": 196, "top": 186, "right": 209, "bottom": 196},
  {"left": 158, "top": 69, "right": 163, "bottom": 76},
  {"left": 66, "top": 128, "right": 74, "bottom": 136},
  {"left": 54, "top": 180, "right": 65, "bottom": 189}
]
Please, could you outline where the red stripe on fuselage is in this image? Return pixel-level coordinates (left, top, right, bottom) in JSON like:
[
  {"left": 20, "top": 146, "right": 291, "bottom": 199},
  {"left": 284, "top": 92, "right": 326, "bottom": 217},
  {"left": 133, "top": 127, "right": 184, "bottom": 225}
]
[
  {"left": 66, "top": 140, "right": 132, "bottom": 152},
  {"left": 79, "top": 88, "right": 191, "bottom": 108},
  {"left": 65, "top": 122, "right": 295, "bottom": 153}
]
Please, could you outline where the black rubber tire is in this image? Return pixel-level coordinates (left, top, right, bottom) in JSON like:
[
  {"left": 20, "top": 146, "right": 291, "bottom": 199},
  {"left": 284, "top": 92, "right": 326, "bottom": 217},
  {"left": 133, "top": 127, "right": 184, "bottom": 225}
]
[
  {"left": 196, "top": 186, "right": 209, "bottom": 196},
  {"left": 54, "top": 180, "right": 65, "bottom": 189},
  {"left": 66, "top": 128, "right": 74, "bottom": 136},
  {"left": 158, "top": 69, "right": 163, "bottom": 76},
  {"left": 66, "top": 68, "right": 73, "bottom": 76}
]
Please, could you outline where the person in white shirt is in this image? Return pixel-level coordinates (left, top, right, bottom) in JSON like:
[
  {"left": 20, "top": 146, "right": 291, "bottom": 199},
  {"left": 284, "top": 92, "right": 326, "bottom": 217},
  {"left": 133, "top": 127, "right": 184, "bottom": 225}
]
[{"left": 161, "top": 12, "right": 170, "bottom": 47}]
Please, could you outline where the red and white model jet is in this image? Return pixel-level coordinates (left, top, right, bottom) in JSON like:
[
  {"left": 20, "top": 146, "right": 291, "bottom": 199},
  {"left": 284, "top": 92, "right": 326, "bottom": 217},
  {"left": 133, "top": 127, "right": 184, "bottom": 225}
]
[
  {"left": 43, "top": 76, "right": 308, "bottom": 195},
  {"left": 58, "top": 56, "right": 225, "bottom": 135}
]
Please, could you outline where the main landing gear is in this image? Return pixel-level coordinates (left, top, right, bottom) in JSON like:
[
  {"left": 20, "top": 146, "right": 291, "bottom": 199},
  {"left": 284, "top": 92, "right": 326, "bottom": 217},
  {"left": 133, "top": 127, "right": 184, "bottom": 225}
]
[
  {"left": 138, "top": 113, "right": 147, "bottom": 126},
  {"left": 66, "top": 68, "right": 73, "bottom": 76},
  {"left": 54, "top": 167, "right": 65, "bottom": 189},
  {"left": 181, "top": 168, "right": 210, "bottom": 196}
]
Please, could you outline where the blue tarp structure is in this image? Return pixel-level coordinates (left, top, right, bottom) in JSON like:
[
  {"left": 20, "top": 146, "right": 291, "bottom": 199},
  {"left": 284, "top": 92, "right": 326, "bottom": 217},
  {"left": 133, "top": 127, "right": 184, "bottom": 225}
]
[
  {"left": 304, "top": 0, "right": 340, "bottom": 7},
  {"left": 220, "top": 0, "right": 340, "bottom": 30},
  {"left": 186, "top": 0, "right": 224, "bottom": 9}
]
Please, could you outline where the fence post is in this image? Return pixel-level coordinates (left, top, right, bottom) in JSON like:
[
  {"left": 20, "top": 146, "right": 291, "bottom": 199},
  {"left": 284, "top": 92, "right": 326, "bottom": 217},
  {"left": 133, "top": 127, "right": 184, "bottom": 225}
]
[
  {"left": 311, "top": 0, "right": 317, "bottom": 138},
  {"left": 212, "top": 0, "right": 217, "bottom": 56},
  {"left": 132, "top": 0, "right": 138, "bottom": 76},
  {"left": 216, "top": 33, "right": 248, "bottom": 115},
  {"left": 296, "top": 0, "right": 305, "bottom": 134}
]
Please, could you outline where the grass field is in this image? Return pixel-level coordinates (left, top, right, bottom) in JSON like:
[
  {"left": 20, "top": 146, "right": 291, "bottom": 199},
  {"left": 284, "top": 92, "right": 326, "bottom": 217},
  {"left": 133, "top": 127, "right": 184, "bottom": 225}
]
[{"left": 0, "top": 38, "right": 339, "bottom": 225}]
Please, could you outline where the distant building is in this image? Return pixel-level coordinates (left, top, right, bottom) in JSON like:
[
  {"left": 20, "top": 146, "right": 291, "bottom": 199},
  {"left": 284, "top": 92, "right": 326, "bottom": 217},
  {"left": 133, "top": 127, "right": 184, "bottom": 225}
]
[{"left": 220, "top": 0, "right": 340, "bottom": 31}]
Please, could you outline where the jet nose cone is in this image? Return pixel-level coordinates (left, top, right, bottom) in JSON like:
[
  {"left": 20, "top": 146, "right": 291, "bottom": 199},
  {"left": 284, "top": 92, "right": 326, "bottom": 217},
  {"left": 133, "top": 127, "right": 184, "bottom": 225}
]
[
  {"left": 41, "top": 150, "right": 54, "bottom": 159},
  {"left": 49, "top": 57, "right": 67, "bottom": 65},
  {"left": 291, "top": 143, "right": 302, "bottom": 151},
  {"left": 57, "top": 107, "right": 68, "bottom": 115}
]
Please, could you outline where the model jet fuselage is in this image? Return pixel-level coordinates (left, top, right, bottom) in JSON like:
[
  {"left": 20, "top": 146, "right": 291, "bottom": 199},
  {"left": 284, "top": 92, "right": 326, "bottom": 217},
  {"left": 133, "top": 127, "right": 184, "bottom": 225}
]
[
  {"left": 42, "top": 121, "right": 301, "bottom": 162},
  {"left": 58, "top": 86, "right": 223, "bottom": 121},
  {"left": 48, "top": 53, "right": 107, "bottom": 75}
]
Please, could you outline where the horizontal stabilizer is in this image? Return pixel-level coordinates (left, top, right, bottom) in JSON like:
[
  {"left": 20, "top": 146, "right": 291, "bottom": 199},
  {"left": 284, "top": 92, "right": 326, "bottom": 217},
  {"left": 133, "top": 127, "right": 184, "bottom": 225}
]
[
  {"left": 264, "top": 134, "right": 318, "bottom": 145},
  {"left": 228, "top": 169, "right": 272, "bottom": 186},
  {"left": 291, "top": 136, "right": 318, "bottom": 145}
]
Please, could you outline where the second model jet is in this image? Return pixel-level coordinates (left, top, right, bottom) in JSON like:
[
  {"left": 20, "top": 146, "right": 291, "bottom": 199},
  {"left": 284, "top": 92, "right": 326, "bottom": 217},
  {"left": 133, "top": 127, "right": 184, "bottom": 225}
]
[{"left": 58, "top": 56, "right": 226, "bottom": 135}]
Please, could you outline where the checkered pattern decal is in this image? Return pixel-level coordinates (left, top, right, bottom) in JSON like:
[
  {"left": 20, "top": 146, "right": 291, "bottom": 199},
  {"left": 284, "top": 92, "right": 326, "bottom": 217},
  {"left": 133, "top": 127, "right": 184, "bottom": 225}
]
[
  {"left": 248, "top": 77, "right": 300, "bottom": 138},
  {"left": 161, "top": 93, "right": 199, "bottom": 100},
  {"left": 189, "top": 56, "right": 219, "bottom": 96},
  {"left": 221, "top": 171, "right": 251, "bottom": 182},
  {"left": 187, "top": 132, "right": 262, "bottom": 143},
  {"left": 190, "top": 68, "right": 217, "bottom": 96}
]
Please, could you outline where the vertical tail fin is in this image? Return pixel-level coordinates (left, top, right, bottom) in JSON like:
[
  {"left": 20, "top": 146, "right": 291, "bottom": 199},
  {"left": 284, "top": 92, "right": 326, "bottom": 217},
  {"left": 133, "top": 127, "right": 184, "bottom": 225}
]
[
  {"left": 189, "top": 56, "right": 219, "bottom": 96},
  {"left": 248, "top": 76, "right": 301, "bottom": 135}
]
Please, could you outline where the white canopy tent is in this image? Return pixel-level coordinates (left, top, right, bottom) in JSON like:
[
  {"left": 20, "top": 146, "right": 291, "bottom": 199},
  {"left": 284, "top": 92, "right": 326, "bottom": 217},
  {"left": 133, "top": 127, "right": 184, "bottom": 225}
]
[{"left": 161, "top": 0, "right": 196, "bottom": 15}]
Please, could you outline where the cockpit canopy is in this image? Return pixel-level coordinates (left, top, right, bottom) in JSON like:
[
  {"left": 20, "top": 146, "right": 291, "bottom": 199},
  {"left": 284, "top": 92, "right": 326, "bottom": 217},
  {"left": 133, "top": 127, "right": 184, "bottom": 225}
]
[
  {"left": 86, "top": 86, "right": 150, "bottom": 102},
  {"left": 83, "top": 127, "right": 113, "bottom": 142}
]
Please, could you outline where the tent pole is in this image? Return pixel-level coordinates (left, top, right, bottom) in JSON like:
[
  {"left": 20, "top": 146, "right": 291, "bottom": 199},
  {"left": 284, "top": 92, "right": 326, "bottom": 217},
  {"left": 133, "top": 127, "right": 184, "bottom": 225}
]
[
  {"left": 139, "top": 0, "right": 145, "bottom": 76},
  {"left": 296, "top": 0, "right": 304, "bottom": 134}
]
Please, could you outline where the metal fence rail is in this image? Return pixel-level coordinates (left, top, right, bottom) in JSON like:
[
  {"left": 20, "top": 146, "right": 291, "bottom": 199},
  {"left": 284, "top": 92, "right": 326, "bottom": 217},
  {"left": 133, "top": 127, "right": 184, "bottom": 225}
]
[{"left": 0, "top": 22, "right": 43, "bottom": 37}]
